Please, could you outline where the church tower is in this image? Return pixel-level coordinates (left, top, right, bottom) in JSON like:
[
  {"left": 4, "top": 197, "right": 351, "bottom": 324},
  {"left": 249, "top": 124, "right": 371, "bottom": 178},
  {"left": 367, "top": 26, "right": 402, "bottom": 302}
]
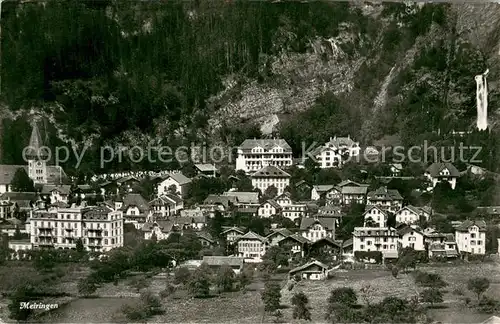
[{"left": 26, "top": 121, "right": 48, "bottom": 184}]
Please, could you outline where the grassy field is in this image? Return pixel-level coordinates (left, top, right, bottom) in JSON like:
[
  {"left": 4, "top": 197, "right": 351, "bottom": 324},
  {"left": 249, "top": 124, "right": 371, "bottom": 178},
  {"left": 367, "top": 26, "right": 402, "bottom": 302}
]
[{"left": 280, "top": 262, "right": 500, "bottom": 323}]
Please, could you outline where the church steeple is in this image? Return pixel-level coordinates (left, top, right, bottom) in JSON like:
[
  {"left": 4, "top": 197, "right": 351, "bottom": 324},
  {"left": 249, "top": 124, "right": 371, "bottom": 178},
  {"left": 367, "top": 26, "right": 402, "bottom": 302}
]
[{"left": 27, "top": 121, "right": 48, "bottom": 184}]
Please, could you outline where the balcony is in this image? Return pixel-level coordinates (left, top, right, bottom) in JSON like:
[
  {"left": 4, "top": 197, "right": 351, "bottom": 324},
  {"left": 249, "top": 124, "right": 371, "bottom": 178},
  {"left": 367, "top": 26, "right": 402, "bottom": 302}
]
[
  {"left": 38, "top": 241, "right": 54, "bottom": 246},
  {"left": 64, "top": 228, "right": 74, "bottom": 231},
  {"left": 87, "top": 228, "right": 103, "bottom": 232}
]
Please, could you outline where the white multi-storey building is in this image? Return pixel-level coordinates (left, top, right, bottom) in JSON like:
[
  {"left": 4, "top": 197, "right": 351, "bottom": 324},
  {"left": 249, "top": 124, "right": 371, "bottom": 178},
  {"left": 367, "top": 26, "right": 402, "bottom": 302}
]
[
  {"left": 398, "top": 225, "right": 426, "bottom": 251},
  {"left": 363, "top": 205, "right": 388, "bottom": 228},
  {"left": 235, "top": 139, "right": 293, "bottom": 173},
  {"left": 424, "top": 162, "right": 460, "bottom": 190},
  {"left": 299, "top": 217, "right": 336, "bottom": 243},
  {"left": 251, "top": 166, "right": 291, "bottom": 196},
  {"left": 455, "top": 220, "right": 486, "bottom": 255},
  {"left": 311, "top": 136, "right": 361, "bottom": 168},
  {"left": 236, "top": 231, "right": 268, "bottom": 262},
  {"left": 366, "top": 186, "right": 403, "bottom": 214},
  {"left": 30, "top": 204, "right": 124, "bottom": 252},
  {"left": 353, "top": 227, "right": 399, "bottom": 258},
  {"left": 395, "top": 205, "right": 431, "bottom": 225}
]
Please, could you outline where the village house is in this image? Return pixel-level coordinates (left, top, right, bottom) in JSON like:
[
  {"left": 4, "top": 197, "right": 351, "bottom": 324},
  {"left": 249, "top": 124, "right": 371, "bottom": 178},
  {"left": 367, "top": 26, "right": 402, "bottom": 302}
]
[
  {"left": 251, "top": 165, "right": 291, "bottom": 196},
  {"left": 202, "top": 256, "right": 245, "bottom": 274},
  {"left": 116, "top": 176, "right": 140, "bottom": 193},
  {"left": 266, "top": 228, "right": 293, "bottom": 246},
  {"left": 275, "top": 192, "right": 307, "bottom": 222},
  {"left": 203, "top": 194, "right": 237, "bottom": 217},
  {"left": 157, "top": 172, "right": 192, "bottom": 198},
  {"left": 341, "top": 186, "right": 368, "bottom": 205},
  {"left": 363, "top": 205, "right": 388, "bottom": 228},
  {"left": 427, "top": 233, "right": 459, "bottom": 259},
  {"left": 353, "top": 227, "right": 399, "bottom": 259},
  {"left": 40, "top": 185, "right": 71, "bottom": 204},
  {"left": 142, "top": 220, "right": 174, "bottom": 240},
  {"left": 395, "top": 205, "right": 431, "bottom": 225},
  {"left": 0, "top": 192, "right": 37, "bottom": 215},
  {"left": 289, "top": 260, "right": 329, "bottom": 280},
  {"left": 30, "top": 204, "right": 123, "bottom": 252},
  {"left": 424, "top": 162, "right": 460, "bottom": 190},
  {"left": 299, "top": 217, "right": 336, "bottom": 243},
  {"left": 257, "top": 199, "right": 281, "bottom": 218},
  {"left": 235, "top": 138, "right": 293, "bottom": 173},
  {"left": 236, "top": 231, "right": 269, "bottom": 262},
  {"left": 316, "top": 205, "right": 343, "bottom": 227},
  {"left": 366, "top": 186, "right": 403, "bottom": 213},
  {"left": 8, "top": 240, "right": 32, "bottom": 259},
  {"left": 149, "top": 194, "right": 184, "bottom": 218},
  {"left": 308, "top": 237, "right": 343, "bottom": 260},
  {"left": 311, "top": 136, "right": 361, "bottom": 168},
  {"left": 223, "top": 191, "right": 260, "bottom": 207},
  {"left": 221, "top": 226, "right": 246, "bottom": 244},
  {"left": 455, "top": 220, "right": 486, "bottom": 255},
  {"left": 277, "top": 233, "right": 310, "bottom": 257},
  {"left": 397, "top": 225, "right": 426, "bottom": 251},
  {"left": 0, "top": 199, "right": 14, "bottom": 220},
  {"left": 194, "top": 164, "right": 219, "bottom": 178},
  {"left": 389, "top": 163, "right": 403, "bottom": 177},
  {"left": 197, "top": 232, "right": 215, "bottom": 248},
  {"left": 310, "top": 185, "right": 334, "bottom": 201}
]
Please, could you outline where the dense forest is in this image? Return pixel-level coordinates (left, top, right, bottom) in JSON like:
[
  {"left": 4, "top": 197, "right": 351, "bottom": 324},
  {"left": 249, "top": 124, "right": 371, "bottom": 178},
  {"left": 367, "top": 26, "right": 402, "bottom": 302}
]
[{"left": 1, "top": 0, "right": 499, "bottom": 178}]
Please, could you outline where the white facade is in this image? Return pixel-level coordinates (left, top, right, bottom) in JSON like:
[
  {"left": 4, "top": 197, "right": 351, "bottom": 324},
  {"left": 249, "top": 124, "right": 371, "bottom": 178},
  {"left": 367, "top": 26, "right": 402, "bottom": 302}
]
[
  {"left": 455, "top": 225, "right": 486, "bottom": 255},
  {"left": 275, "top": 193, "right": 306, "bottom": 222},
  {"left": 353, "top": 227, "right": 399, "bottom": 255},
  {"left": 395, "top": 206, "right": 429, "bottom": 225},
  {"left": 399, "top": 228, "right": 426, "bottom": 251},
  {"left": 235, "top": 139, "right": 293, "bottom": 173},
  {"left": 314, "top": 136, "right": 361, "bottom": 168},
  {"left": 257, "top": 201, "right": 279, "bottom": 218},
  {"left": 236, "top": 232, "right": 268, "bottom": 262},
  {"left": 30, "top": 205, "right": 124, "bottom": 252},
  {"left": 363, "top": 206, "right": 387, "bottom": 228},
  {"left": 157, "top": 178, "right": 186, "bottom": 197},
  {"left": 301, "top": 222, "right": 334, "bottom": 243},
  {"left": 251, "top": 166, "right": 290, "bottom": 196}
]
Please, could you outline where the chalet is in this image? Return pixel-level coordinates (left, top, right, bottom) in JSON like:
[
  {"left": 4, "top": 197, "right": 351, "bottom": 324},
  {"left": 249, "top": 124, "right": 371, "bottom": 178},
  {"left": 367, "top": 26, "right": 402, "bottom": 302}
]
[
  {"left": 363, "top": 205, "right": 388, "bottom": 228},
  {"left": 341, "top": 186, "right": 368, "bottom": 205},
  {"left": 203, "top": 194, "right": 237, "bottom": 217},
  {"left": 236, "top": 231, "right": 268, "bottom": 262},
  {"left": 40, "top": 185, "right": 71, "bottom": 204},
  {"left": 235, "top": 138, "right": 293, "bottom": 173},
  {"left": 276, "top": 233, "right": 310, "bottom": 257},
  {"left": 425, "top": 162, "right": 460, "bottom": 190},
  {"left": 157, "top": 172, "right": 192, "bottom": 198},
  {"left": 317, "top": 205, "right": 342, "bottom": 218},
  {"left": 221, "top": 226, "right": 246, "bottom": 244},
  {"left": 397, "top": 225, "right": 426, "bottom": 251},
  {"left": 120, "top": 193, "right": 150, "bottom": 227},
  {"left": 311, "top": 136, "right": 361, "bottom": 168},
  {"left": 428, "top": 233, "right": 458, "bottom": 259},
  {"left": 308, "top": 237, "right": 343, "bottom": 259},
  {"left": 194, "top": 164, "right": 218, "bottom": 178},
  {"left": 197, "top": 232, "right": 215, "bottom": 248},
  {"left": 223, "top": 191, "right": 260, "bottom": 207},
  {"left": 389, "top": 163, "right": 403, "bottom": 177},
  {"left": 275, "top": 192, "right": 307, "bottom": 222},
  {"left": 299, "top": 217, "right": 335, "bottom": 243},
  {"left": 311, "top": 185, "right": 334, "bottom": 201},
  {"left": 251, "top": 166, "right": 290, "bottom": 196},
  {"left": 289, "top": 260, "right": 329, "bottom": 280},
  {"left": 455, "top": 220, "right": 486, "bottom": 255},
  {"left": 202, "top": 256, "right": 245, "bottom": 274},
  {"left": 257, "top": 199, "right": 281, "bottom": 218},
  {"left": 295, "top": 180, "right": 312, "bottom": 192},
  {"left": 149, "top": 194, "right": 183, "bottom": 218},
  {"left": 353, "top": 227, "right": 399, "bottom": 259},
  {"left": 395, "top": 205, "right": 430, "bottom": 225},
  {"left": 235, "top": 207, "right": 258, "bottom": 217},
  {"left": 142, "top": 220, "right": 174, "bottom": 240},
  {"left": 366, "top": 186, "right": 403, "bottom": 213},
  {"left": 266, "top": 228, "right": 293, "bottom": 246},
  {"left": 116, "top": 176, "right": 140, "bottom": 193},
  {"left": 324, "top": 186, "right": 342, "bottom": 205}
]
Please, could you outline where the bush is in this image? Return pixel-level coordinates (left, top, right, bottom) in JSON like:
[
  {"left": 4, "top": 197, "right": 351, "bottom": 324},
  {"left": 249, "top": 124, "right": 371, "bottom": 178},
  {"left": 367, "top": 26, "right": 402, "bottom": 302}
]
[
  {"left": 413, "top": 271, "right": 447, "bottom": 288},
  {"left": 477, "top": 296, "right": 500, "bottom": 314},
  {"left": 452, "top": 288, "right": 464, "bottom": 296},
  {"left": 174, "top": 267, "right": 191, "bottom": 285},
  {"left": 467, "top": 277, "right": 490, "bottom": 301},
  {"left": 354, "top": 251, "right": 383, "bottom": 264}
]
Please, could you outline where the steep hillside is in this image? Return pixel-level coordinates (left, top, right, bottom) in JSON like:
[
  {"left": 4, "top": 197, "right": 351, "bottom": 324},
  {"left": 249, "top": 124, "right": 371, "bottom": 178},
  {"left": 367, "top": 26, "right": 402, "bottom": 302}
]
[{"left": 1, "top": 0, "right": 499, "bottom": 176}]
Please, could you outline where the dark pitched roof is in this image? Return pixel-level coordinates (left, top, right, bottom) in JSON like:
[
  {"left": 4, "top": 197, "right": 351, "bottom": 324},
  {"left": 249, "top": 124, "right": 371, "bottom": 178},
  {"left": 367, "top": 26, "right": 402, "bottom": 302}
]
[
  {"left": 425, "top": 162, "right": 460, "bottom": 178},
  {"left": 238, "top": 139, "right": 292, "bottom": 152},
  {"left": 204, "top": 194, "right": 236, "bottom": 208},
  {"left": 41, "top": 184, "right": 71, "bottom": 195},
  {"left": 26, "top": 122, "right": 44, "bottom": 158},
  {"left": 194, "top": 164, "right": 218, "bottom": 172},
  {"left": 312, "top": 185, "right": 335, "bottom": 193},
  {"left": 223, "top": 191, "right": 260, "bottom": 204},
  {"left": 121, "top": 193, "right": 149, "bottom": 213},
  {"left": 455, "top": 220, "right": 487, "bottom": 232},
  {"left": 266, "top": 228, "right": 293, "bottom": 239},
  {"left": 141, "top": 220, "right": 174, "bottom": 232},
  {"left": 221, "top": 226, "right": 246, "bottom": 235},
  {"left": 162, "top": 172, "right": 192, "bottom": 185},
  {"left": 197, "top": 232, "right": 215, "bottom": 243},
  {"left": 337, "top": 180, "right": 363, "bottom": 187},
  {"left": 202, "top": 256, "right": 244, "bottom": 267},
  {"left": 309, "top": 237, "right": 342, "bottom": 248},
  {"left": 261, "top": 199, "right": 281, "bottom": 210},
  {"left": 367, "top": 186, "right": 403, "bottom": 201},
  {"left": 289, "top": 260, "right": 328, "bottom": 274},
  {"left": 251, "top": 165, "right": 290, "bottom": 178},
  {"left": 237, "top": 231, "right": 267, "bottom": 242},
  {"left": 277, "top": 233, "right": 310, "bottom": 245},
  {"left": 300, "top": 217, "right": 335, "bottom": 231},
  {"left": 342, "top": 186, "right": 368, "bottom": 195}
]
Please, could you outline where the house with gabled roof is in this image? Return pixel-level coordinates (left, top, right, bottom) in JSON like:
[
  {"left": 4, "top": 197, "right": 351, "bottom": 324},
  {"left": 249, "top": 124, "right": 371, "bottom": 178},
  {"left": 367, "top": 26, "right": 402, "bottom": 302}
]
[
  {"left": 353, "top": 227, "right": 399, "bottom": 260},
  {"left": 157, "top": 172, "right": 192, "bottom": 198},
  {"left": 251, "top": 166, "right": 290, "bottom": 196},
  {"left": 266, "top": 228, "right": 293, "bottom": 246},
  {"left": 194, "top": 164, "right": 218, "bottom": 178},
  {"left": 341, "top": 185, "right": 368, "bottom": 205},
  {"left": 397, "top": 225, "right": 426, "bottom": 251},
  {"left": 425, "top": 162, "right": 460, "bottom": 190},
  {"left": 40, "top": 184, "right": 71, "bottom": 204},
  {"left": 235, "top": 138, "right": 293, "bottom": 173},
  {"left": 395, "top": 205, "right": 430, "bottom": 225},
  {"left": 142, "top": 220, "right": 175, "bottom": 240},
  {"left": 277, "top": 233, "right": 310, "bottom": 257},
  {"left": 289, "top": 260, "right": 329, "bottom": 280},
  {"left": 366, "top": 186, "right": 403, "bottom": 213},
  {"left": 258, "top": 199, "right": 281, "bottom": 218},
  {"left": 221, "top": 226, "right": 246, "bottom": 244},
  {"left": 116, "top": 176, "right": 140, "bottom": 193},
  {"left": 299, "top": 217, "right": 335, "bottom": 243},
  {"left": 149, "top": 194, "right": 183, "bottom": 218},
  {"left": 308, "top": 237, "right": 343, "bottom": 259},
  {"left": 223, "top": 191, "right": 260, "bottom": 206},
  {"left": 202, "top": 256, "right": 245, "bottom": 274},
  {"left": 236, "top": 231, "right": 268, "bottom": 262},
  {"left": 197, "top": 232, "right": 215, "bottom": 248},
  {"left": 363, "top": 205, "right": 388, "bottom": 228},
  {"left": 310, "top": 136, "right": 361, "bottom": 169},
  {"left": 120, "top": 193, "right": 150, "bottom": 227},
  {"left": 455, "top": 220, "right": 486, "bottom": 255},
  {"left": 311, "top": 185, "right": 335, "bottom": 201},
  {"left": 274, "top": 192, "right": 307, "bottom": 222}
]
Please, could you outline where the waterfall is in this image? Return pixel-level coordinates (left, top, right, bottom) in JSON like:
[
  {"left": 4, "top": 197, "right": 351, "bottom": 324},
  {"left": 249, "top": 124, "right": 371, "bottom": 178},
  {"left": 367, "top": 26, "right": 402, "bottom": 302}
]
[{"left": 475, "top": 69, "right": 489, "bottom": 131}]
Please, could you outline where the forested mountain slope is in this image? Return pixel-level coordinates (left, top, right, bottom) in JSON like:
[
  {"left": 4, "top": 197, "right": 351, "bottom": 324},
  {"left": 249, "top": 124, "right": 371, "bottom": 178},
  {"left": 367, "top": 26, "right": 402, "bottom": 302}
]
[{"left": 1, "top": 0, "right": 499, "bottom": 176}]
